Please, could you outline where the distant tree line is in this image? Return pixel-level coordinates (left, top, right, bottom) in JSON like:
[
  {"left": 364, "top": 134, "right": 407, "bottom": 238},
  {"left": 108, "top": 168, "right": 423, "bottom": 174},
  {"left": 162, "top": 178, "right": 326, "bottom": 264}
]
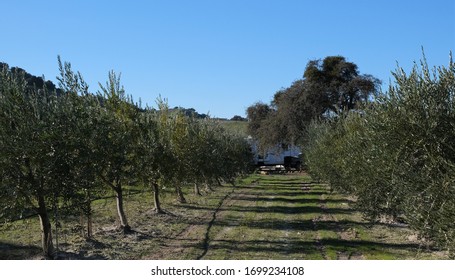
[
  {"left": 0, "top": 58, "right": 252, "bottom": 259},
  {"left": 230, "top": 115, "right": 247, "bottom": 121},
  {"left": 0, "top": 62, "right": 61, "bottom": 94},
  {"left": 170, "top": 106, "right": 208, "bottom": 119},
  {"left": 246, "top": 56, "right": 380, "bottom": 150}
]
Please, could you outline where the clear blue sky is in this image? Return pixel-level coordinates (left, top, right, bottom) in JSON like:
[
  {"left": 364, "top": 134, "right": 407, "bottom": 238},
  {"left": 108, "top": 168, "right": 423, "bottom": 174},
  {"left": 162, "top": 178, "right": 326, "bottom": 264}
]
[{"left": 1, "top": 0, "right": 454, "bottom": 118}]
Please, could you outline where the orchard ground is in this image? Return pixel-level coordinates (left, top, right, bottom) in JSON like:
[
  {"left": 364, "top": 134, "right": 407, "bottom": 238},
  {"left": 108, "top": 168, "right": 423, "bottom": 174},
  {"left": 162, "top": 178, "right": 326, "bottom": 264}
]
[{"left": 0, "top": 173, "right": 447, "bottom": 260}]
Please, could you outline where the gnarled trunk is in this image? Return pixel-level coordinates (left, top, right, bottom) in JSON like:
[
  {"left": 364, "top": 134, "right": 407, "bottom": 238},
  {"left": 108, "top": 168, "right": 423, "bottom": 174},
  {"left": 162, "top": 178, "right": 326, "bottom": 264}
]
[
  {"left": 37, "top": 194, "right": 54, "bottom": 259},
  {"left": 205, "top": 182, "right": 214, "bottom": 192},
  {"left": 87, "top": 214, "right": 93, "bottom": 238},
  {"left": 194, "top": 183, "right": 202, "bottom": 196},
  {"left": 80, "top": 213, "right": 93, "bottom": 239},
  {"left": 101, "top": 175, "right": 131, "bottom": 233},
  {"left": 114, "top": 186, "right": 131, "bottom": 232},
  {"left": 175, "top": 184, "right": 186, "bottom": 203},
  {"left": 81, "top": 191, "right": 93, "bottom": 239},
  {"left": 151, "top": 182, "right": 164, "bottom": 214}
]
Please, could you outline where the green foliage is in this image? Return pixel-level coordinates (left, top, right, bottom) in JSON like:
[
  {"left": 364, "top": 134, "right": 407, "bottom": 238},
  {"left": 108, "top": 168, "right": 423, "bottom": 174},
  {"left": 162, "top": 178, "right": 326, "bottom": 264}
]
[
  {"left": 246, "top": 56, "right": 379, "bottom": 150},
  {"left": 1, "top": 59, "right": 253, "bottom": 257},
  {"left": 0, "top": 59, "right": 98, "bottom": 257},
  {"left": 304, "top": 53, "right": 455, "bottom": 254},
  {"left": 246, "top": 102, "right": 272, "bottom": 144},
  {"left": 151, "top": 100, "right": 252, "bottom": 203}
]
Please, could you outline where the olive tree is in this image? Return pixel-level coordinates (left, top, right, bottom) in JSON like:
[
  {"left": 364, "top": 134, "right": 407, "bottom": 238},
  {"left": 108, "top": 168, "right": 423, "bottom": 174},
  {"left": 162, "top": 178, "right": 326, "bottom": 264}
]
[
  {"left": 135, "top": 108, "right": 167, "bottom": 213},
  {"left": 95, "top": 71, "right": 140, "bottom": 232},
  {"left": 0, "top": 61, "right": 95, "bottom": 257}
]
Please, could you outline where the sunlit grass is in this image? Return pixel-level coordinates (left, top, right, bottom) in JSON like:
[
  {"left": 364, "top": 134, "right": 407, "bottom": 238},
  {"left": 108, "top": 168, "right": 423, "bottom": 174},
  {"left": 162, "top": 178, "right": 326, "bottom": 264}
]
[{"left": 0, "top": 173, "right": 448, "bottom": 259}]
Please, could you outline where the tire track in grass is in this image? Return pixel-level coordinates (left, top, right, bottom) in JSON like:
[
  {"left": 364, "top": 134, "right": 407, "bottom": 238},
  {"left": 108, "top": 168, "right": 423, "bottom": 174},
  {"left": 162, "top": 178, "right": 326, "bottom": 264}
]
[
  {"left": 311, "top": 188, "right": 364, "bottom": 260},
  {"left": 197, "top": 186, "right": 237, "bottom": 260},
  {"left": 198, "top": 185, "right": 262, "bottom": 259},
  {"left": 311, "top": 205, "right": 329, "bottom": 259},
  {"left": 143, "top": 186, "right": 236, "bottom": 259}
]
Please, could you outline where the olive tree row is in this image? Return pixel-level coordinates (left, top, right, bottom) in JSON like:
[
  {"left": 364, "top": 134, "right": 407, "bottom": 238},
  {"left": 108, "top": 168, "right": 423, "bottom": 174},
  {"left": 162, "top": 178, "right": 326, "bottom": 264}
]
[
  {"left": 139, "top": 100, "right": 252, "bottom": 208},
  {"left": 0, "top": 59, "right": 252, "bottom": 258},
  {"left": 304, "top": 54, "right": 455, "bottom": 254}
]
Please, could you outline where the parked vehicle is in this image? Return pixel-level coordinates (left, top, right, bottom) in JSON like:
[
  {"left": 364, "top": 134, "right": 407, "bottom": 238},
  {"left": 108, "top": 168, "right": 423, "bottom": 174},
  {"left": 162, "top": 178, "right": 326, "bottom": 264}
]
[{"left": 247, "top": 136, "right": 302, "bottom": 171}]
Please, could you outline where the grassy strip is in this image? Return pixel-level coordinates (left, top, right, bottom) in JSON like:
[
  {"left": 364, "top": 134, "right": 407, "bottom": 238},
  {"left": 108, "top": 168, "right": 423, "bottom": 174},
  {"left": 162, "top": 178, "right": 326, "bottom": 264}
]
[{"left": 0, "top": 173, "right": 448, "bottom": 259}]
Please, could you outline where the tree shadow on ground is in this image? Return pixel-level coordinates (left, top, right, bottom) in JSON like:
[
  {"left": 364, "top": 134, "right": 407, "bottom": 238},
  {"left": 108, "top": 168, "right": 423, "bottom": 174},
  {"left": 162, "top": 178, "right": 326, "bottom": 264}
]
[
  {"left": 260, "top": 181, "right": 320, "bottom": 186},
  {"left": 176, "top": 237, "right": 428, "bottom": 259},
  {"left": 0, "top": 241, "right": 42, "bottom": 260},
  {"left": 0, "top": 240, "right": 110, "bottom": 260},
  {"left": 234, "top": 196, "right": 353, "bottom": 205},
  {"left": 213, "top": 217, "right": 374, "bottom": 232},
  {"left": 225, "top": 205, "right": 355, "bottom": 215},
  {"left": 179, "top": 203, "right": 355, "bottom": 215},
  {"left": 240, "top": 185, "right": 325, "bottom": 192},
  {"left": 238, "top": 238, "right": 421, "bottom": 253}
]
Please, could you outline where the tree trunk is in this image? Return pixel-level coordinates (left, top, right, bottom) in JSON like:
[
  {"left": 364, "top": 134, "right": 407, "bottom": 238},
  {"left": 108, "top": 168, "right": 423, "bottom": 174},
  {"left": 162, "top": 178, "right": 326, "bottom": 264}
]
[
  {"left": 80, "top": 192, "right": 94, "bottom": 239},
  {"left": 37, "top": 195, "right": 54, "bottom": 259},
  {"left": 175, "top": 184, "right": 186, "bottom": 203},
  {"left": 152, "top": 182, "right": 164, "bottom": 214},
  {"left": 114, "top": 186, "right": 131, "bottom": 233},
  {"left": 87, "top": 213, "right": 93, "bottom": 239},
  {"left": 85, "top": 191, "right": 93, "bottom": 238},
  {"left": 86, "top": 200, "right": 93, "bottom": 239},
  {"left": 99, "top": 175, "right": 131, "bottom": 232},
  {"left": 80, "top": 213, "right": 93, "bottom": 239},
  {"left": 194, "top": 183, "right": 202, "bottom": 196},
  {"left": 216, "top": 178, "right": 223, "bottom": 186},
  {"left": 205, "top": 183, "right": 214, "bottom": 192}
]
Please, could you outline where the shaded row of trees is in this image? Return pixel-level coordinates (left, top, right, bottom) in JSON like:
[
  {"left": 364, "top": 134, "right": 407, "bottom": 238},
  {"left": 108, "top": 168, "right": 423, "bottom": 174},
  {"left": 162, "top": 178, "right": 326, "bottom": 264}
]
[
  {"left": 0, "top": 59, "right": 252, "bottom": 258},
  {"left": 246, "top": 56, "right": 379, "bottom": 150},
  {"left": 304, "top": 55, "right": 455, "bottom": 254}
]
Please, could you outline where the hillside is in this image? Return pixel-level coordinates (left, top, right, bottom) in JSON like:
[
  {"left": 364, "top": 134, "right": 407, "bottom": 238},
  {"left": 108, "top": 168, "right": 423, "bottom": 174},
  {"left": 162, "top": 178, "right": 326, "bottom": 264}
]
[{"left": 218, "top": 120, "right": 248, "bottom": 137}]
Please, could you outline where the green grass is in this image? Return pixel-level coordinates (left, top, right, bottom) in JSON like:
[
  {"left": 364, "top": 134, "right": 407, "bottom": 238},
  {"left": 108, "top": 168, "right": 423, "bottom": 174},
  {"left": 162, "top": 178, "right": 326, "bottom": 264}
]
[{"left": 0, "top": 173, "right": 449, "bottom": 260}]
